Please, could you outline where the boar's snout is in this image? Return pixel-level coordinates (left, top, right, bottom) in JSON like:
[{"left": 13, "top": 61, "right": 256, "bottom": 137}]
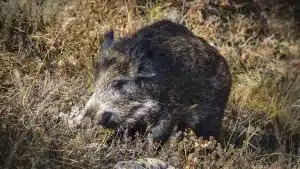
[{"left": 98, "top": 111, "right": 118, "bottom": 128}]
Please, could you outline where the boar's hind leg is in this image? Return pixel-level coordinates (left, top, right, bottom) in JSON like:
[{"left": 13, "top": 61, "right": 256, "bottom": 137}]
[{"left": 191, "top": 106, "right": 223, "bottom": 142}]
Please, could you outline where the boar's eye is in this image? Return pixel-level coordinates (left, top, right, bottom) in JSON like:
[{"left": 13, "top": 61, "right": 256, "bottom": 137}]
[{"left": 108, "top": 80, "right": 126, "bottom": 90}]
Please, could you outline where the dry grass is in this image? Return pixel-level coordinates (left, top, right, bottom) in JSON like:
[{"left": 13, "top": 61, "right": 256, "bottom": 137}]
[{"left": 1, "top": 0, "right": 300, "bottom": 168}]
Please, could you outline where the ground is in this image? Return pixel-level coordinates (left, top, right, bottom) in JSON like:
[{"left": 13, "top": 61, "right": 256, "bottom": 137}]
[{"left": 1, "top": 0, "right": 300, "bottom": 168}]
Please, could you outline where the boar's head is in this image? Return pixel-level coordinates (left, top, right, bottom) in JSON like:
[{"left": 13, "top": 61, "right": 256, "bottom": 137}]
[{"left": 82, "top": 30, "right": 160, "bottom": 131}]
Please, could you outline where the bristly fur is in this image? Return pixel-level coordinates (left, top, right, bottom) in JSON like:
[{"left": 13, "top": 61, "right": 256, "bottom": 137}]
[{"left": 82, "top": 19, "right": 232, "bottom": 145}]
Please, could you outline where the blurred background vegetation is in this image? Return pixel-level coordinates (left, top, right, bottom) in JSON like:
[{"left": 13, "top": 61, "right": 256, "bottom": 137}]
[{"left": 1, "top": 0, "right": 300, "bottom": 168}]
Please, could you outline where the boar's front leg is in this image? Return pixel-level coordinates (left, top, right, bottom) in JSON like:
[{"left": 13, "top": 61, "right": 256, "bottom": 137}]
[{"left": 150, "top": 114, "right": 175, "bottom": 146}]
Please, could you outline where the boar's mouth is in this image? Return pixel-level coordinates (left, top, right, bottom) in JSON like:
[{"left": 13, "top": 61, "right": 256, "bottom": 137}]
[
  {"left": 97, "top": 111, "right": 118, "bottom": 129},
  {"left": 97, "top": 105, "right": 146, "bottom": 130}
]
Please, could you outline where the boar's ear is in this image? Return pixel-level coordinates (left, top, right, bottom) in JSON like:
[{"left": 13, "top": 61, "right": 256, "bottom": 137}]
[{"left": 102, "top": 30, "right": 114, "bottom": 49}]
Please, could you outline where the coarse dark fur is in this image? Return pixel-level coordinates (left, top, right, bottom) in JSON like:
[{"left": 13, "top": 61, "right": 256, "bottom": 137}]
[{"left": 81, "top": 19, "right": 232, "bottom": 146}]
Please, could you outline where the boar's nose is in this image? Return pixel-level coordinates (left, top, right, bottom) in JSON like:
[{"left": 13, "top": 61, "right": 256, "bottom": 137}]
[{"left": 98, "top": 111, "right": 113, "bottom": 126}]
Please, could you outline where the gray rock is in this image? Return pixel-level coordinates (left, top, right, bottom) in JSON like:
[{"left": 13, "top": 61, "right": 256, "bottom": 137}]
[{"left": 113, "top": 158, "right": 175, "bottom": 169}]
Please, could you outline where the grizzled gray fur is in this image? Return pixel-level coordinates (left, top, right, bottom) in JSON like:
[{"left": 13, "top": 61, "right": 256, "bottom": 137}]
[{"left": 81, "top": 20, "right": 232, "bottom": 145}]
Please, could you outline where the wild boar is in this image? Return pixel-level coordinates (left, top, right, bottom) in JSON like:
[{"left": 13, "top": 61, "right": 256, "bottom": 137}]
[{"left": 81, "top": 19, "right": 232, "bottom": 145}]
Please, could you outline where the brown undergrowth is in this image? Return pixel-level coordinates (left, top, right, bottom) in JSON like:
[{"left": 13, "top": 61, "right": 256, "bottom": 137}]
[{"left": 1, "top": 0, "right": 300, "bottom": 168}]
